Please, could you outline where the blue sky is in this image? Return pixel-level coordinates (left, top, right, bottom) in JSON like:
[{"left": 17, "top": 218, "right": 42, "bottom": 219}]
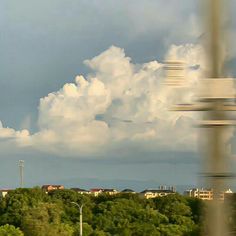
[{"left": 0, "top": 0, "right": 235, "bottom": 190}]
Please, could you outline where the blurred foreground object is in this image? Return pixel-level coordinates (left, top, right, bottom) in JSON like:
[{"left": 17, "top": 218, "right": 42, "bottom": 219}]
[
  {"left": 164, "top": 0, "right": 235, "bottom": 235},
  {"left": 164, "top": 60, "right": 186, "bottom": 86}
]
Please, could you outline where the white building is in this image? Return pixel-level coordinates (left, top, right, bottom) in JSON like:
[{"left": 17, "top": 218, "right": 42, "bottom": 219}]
[
  {"left": 90, "top": 188, "right": 119, "bottom": 196},
  {"left": 140, "top": 188, "right": 176, "bottom": 199},
  {"left": 0, "top": 189, "right": 12, "bottom": 198},
  {"left": 184, "top": 188, "right": 233, "bottom": 200}
]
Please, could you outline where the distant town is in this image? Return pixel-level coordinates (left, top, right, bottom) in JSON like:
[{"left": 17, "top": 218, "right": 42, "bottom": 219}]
[{"left": 0, "top": 184, "right": 234, "bottom": 201}]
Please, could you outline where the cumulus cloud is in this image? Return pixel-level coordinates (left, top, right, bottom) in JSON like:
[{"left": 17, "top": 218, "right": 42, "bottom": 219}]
[
  {"left": 0, "top": 44, "right": 206, "bottom": 157},
  {"left": 0, "top": 121, "right": 30, "bottom": 147}
]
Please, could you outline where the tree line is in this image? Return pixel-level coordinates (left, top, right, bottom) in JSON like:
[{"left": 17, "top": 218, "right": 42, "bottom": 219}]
[{"left": 0, "top": 187, "right": 235, "bottom": 236}]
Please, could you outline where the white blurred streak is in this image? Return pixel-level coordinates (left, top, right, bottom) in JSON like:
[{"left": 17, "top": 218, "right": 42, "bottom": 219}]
[{"left": 164, "top": 60, "right": 186, "bottom": 86}]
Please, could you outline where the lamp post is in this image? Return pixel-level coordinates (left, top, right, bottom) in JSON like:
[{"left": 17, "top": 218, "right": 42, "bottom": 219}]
[
  {"left": 71, "top": 202, "right": 83, "bottom": 236},
  {"left": 18, "top": 160, "right": 24, "bottom": 188}
]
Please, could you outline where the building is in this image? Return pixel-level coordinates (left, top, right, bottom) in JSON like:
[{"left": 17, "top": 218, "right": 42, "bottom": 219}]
[
  {"left": 71, "top": 188, "right": 90, "bottom": 195},
  {"left": 90, "top": 188, "right": 104, "bottom": 197},
  {"left": 102, "top": 189, "right": 119, "bottom": 195},
  {"left": 184, "top": 188, "right": 213, "bottom": 200},
  {"left": 90, "top": 188, "right": 119, "bottom": 196},
  {"left": 140, "top": 187, "right": 176, "bottom": 199},
  {"left": 224, "top": 189, "right": 233, "bottom": 200},
  {"left": 184, "top": 188, "right": 233, "bottom": 200},
  {"left": 121, "top": 189, "right": 136, "bottom": 194},
  {"left": 0, "top": 189, "right": 12, "bottom": 198},
  {"left": 42, "top": 185, "right": 64, "bottom": 192}
]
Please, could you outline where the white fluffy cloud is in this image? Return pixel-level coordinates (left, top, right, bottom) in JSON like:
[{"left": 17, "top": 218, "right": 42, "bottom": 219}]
[
  {"left": 0, "top": 44, "right": 205, "bottom": 156},
  {"left": 0, "top": 121, "right": 30, "bottom": 148}
]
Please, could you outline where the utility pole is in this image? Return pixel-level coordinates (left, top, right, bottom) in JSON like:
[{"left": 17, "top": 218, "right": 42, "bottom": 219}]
[
  {"left": 71, "top": 202, "right": 83, "bottom": 236},
  {"left": 19, "top": 160, "right": 24, "bottom": 188}
]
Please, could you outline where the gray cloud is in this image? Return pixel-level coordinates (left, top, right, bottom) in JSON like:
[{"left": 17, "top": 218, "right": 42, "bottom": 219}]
[
  {"left": 0, "top": 0, "right": 200, "bottom": 130},
  {"left": 0, "top": 1, "right": 236, "bottom": 188}
]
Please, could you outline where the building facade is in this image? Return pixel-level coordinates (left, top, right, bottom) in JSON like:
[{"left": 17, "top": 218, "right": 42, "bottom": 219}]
[
  {"left": 184, "top": 188, "right": 233, "bottom": 200},
  {"left": 140, "top": 188, "right": 176, "bottom": 199}
]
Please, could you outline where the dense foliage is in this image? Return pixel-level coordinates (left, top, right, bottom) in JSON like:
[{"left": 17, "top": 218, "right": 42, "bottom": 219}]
[
  {"left": 0, "top": 224, "right": 23, "bottom": 236},
  {"left": 0, "top": 188, "right": 204, "bottom": 235}
]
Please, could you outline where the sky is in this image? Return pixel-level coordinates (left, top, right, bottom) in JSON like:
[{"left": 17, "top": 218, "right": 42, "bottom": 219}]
[{"left": 0, "top": 0, "right": 236, "bottom": 190}]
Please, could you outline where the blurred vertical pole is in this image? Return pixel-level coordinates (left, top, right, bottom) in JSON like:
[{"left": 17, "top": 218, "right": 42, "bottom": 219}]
[
  {"left": 80, "top": 205, "right": 83, "bottom": 236},
  {"left": 165, "top": 0, "right": 233, "bottom": 234},
  {"left": 208, "top": 0, "right": 223, "bottom": 78},
  {"left": 204, "top": 0, "right": 228, "bottom": 235},
  {"left": 19, "top": 160, "right": 24, "bottom": 188}
]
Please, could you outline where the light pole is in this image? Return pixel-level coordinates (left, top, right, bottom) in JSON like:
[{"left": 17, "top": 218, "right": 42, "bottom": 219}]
[
  {"left": 18, "top": 160, "right": 24, "bottom": 188},
  {"left": 71, "top": 202, "right": 83, "bottom": 236}
]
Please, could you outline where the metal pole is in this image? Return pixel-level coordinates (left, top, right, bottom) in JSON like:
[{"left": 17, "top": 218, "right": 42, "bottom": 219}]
[
  {"left": 204, "top": 0, "right": 229, "bottom": 235},
  {"left": 71, "top": 202, "right": 83, "bottom": 236},
  {"left": 80, "top": 205, "right": 83, "bottom": 236},
  {"left": 19, "top": 160, "right": 24, "bottom": 188}
]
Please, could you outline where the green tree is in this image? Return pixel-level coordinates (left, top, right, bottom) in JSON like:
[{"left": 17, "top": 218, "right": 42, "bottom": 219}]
[
  {"left": 73, "top": 223, "right": 93, "bottom": 236},
  {"left": 153, "top": 194, "right": 198, "bottom": 235},
  {"left": 186, "top": 197, "right": 203, "bottom": 224},
  {"left": 0, "top": 224, "right": 24, "bottom": 236},
  {"left": 158, "top": 224, "right": 184, "bottom": 236},
  {"left": 130, "top": 222, "right": 161, "bottom": 236},
  {"left": 92, "top": 198, "right": 167, "bottom": 235},
  {"left": 49, "top": 190, "right": 94, "bottom": 224},
  {"left": 0, "top": 188, "right": 49, "bottom": 227},
  {"left": 21, "top": 203, "right": 73, "bottom": 236},
  {"left": 90, "top": 230, "right": 110, "bottom": 236},
  {"left": 0, "top": 188, "right": 204, "bottom": 236}
]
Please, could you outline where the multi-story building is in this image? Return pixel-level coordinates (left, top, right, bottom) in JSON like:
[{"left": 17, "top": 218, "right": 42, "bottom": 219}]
[
  {"left": 184, "top": 188, "right": 233, "bottom": 200},
  {"left": 184, "top": 188, "right": 213, "bottom": 200},
  {"left": 90, "top": 188, "right": 119, "bottom": 196},
  {"left": 140, "top": 186, "right": 176, "bottom": 199}
]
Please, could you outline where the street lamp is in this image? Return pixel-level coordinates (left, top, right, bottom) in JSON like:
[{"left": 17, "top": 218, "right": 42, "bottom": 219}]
[{"left": 71, "top": 202, "right": 83, "bottom": 236}]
